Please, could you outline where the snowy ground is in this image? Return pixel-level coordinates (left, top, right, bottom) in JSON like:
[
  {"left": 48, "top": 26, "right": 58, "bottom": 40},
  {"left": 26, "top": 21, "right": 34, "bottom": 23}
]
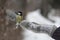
[
  {"left": 48, "top": 9, "right": 60, "bottom": 27},
  {"left": 21, "top": 9, "right": 60, "bottom": 40},
  {"left": 26, "top": 9, "right": 60, "bottom": 27},
  {"left": 26, "top": 9, "right": 54, "bottom": 25},
  {"left": 23, "top": 29, "right": 55, "bottom": 40}
]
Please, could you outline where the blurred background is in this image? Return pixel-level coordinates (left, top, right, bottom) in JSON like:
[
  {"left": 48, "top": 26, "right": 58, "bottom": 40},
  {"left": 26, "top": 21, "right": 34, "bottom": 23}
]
[{"left": 0, "top": 0, "right": 60, "bottom": 40}]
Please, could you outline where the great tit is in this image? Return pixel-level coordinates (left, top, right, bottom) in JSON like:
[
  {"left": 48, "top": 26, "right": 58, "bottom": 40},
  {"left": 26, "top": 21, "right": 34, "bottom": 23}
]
[{"left": 16, "top": 11, "right": 23, "bottom": 23}]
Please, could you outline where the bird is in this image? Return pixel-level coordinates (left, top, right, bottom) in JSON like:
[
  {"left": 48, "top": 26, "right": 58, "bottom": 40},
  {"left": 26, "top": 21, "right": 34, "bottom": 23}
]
[
  {"left": 16, "top": 11, "right": 23, "bottom": 28},
  {"left": 16, "top": 11, "right": 23, "bottom": 22}
]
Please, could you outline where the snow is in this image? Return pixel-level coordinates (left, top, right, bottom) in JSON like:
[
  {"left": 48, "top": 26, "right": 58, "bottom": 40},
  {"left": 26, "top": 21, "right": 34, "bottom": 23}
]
[
  {"left": 48, "top": 9, "right": 60, "bottom": 27},
  {"left": 26, "top": 9, "right": 54, "bottom": 25},
  {"left": 23, "top": 29, "right": 55, "bottom": 40},
  {"left": 22, "top": 9, "right": 56, "bottom": 40},
  {"left": 26, "top": 9, "right": 60, "bottom": 27}
]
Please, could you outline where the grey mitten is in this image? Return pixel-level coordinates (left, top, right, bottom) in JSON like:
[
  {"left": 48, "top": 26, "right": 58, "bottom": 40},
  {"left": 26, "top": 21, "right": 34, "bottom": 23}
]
[{"left": 20, "top": 20, "right": 57, "bottom": 36}]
